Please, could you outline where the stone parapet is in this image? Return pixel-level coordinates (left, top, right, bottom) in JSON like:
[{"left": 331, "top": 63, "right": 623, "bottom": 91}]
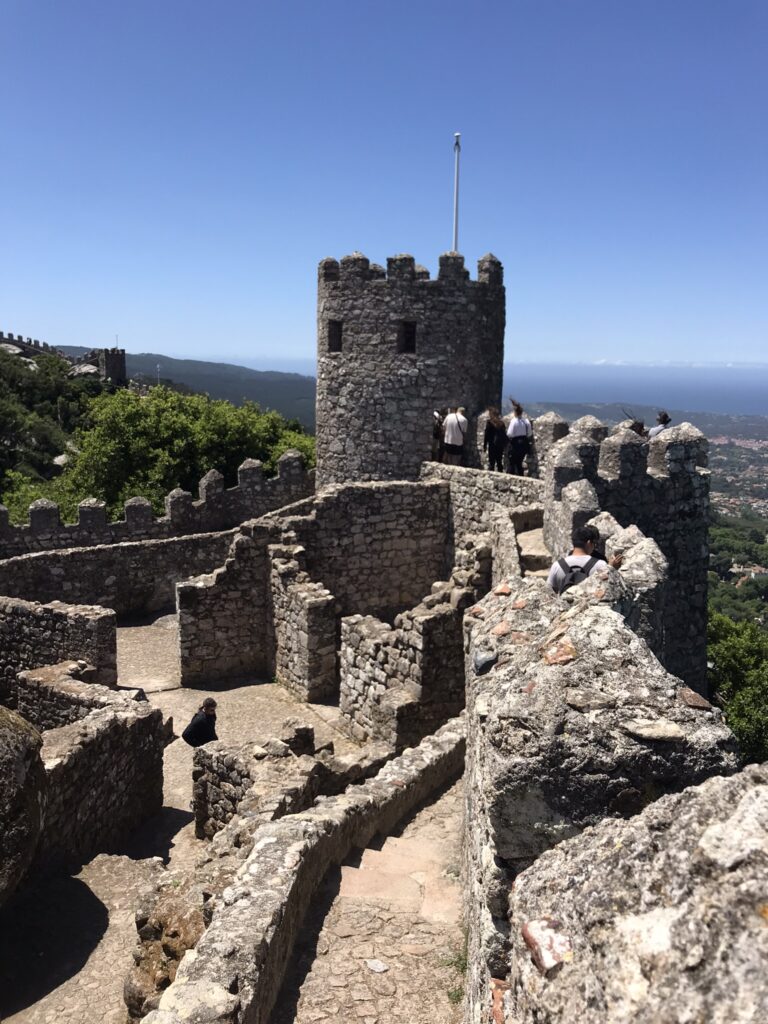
[
  {"left": 504, "top": 764, "right": 768, "bottom": 1023},
  {"left": 0, "top": 596, "right": 116, "bottom": 706},
  {"left": 462, "top": 574, "right": 739, "bottom": 1023},
  {"left": 140, "top": 717, "right": 464, "bottom": 1024},
  {"left": 542, "top": 420, "right": 710, "bottom": 688}
]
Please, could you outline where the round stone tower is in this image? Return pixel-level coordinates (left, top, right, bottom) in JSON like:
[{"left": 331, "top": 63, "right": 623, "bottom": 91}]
[{"left": 315, "top": 251, "right": 505, "bottom": 487}]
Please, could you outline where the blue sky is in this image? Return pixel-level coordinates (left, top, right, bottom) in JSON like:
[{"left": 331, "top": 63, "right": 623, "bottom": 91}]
[{"left": 0, "top": 0, "right": 766, "bottom": 367}]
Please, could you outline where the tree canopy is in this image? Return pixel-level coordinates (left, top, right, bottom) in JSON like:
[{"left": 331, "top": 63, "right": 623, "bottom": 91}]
[
  {"left": 0, "top": 382, "right": 314, "bottom": 522},
  {"left": 708, "top": 612, "right": 768, "bottom": 763}
]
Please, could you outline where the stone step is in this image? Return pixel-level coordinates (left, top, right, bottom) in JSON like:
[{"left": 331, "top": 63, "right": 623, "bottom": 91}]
[{"left": 517, "top": 527, "right": 552, "bottom": 573}]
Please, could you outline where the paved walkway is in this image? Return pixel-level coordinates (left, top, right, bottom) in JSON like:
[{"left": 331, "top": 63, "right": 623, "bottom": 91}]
[
  {"left": 0, "top": 614, "right": 357, "bottom": 1024},
  {"left": 271, "top": 779, "right": 466, "bottom": 1024}
]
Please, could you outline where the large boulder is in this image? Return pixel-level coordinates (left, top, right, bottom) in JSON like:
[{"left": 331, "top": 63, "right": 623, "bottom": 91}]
[
  {"left": 0, "top": 706, "right": 46, "bottom": 906},
  {"left": 506, "top": 763, "right": 768, "bottom": 1023}
]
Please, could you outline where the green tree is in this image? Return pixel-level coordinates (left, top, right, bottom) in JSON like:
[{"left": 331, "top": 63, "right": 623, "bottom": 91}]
[
  {"left": 708, "top": 612, "right": 768, "bottom": 762},
  {"left": 1, "top": 386, "right": 315, "bottom": 521}
]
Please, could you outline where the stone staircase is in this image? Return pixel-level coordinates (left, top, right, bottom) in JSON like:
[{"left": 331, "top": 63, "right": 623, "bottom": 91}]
[{"left": 516, "top": 527, "right": 552, "bottom": 578}]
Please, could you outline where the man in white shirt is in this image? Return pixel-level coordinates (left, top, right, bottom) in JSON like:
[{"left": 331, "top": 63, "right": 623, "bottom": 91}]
[
  {"left": 547, "top": 525, "right": 622, "bottom": 594},
  {"left": 442, "top": 406, "right": 468, "bottom": 465}
]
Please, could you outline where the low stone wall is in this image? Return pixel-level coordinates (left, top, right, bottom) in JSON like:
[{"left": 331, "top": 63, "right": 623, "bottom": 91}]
[
  {"left": 282, "top": 480, "right": 453, "bottom": 618},
  {"left": 0, "top": 530, "right": 235, "bottom": 616},
  {"left": 141, "top": 717, "right": 465, "bottom": 1024},
  {"left": 15, "top": 662, "right": 111, "bottom": 730},
  {"left": 0, "top": 705, "right": 45, "bottom": 909},
  {"left": 177, "top": 528, "right": 271, "bottom": 685},
  {"left": 504, "top": 764, "right": 768, "bottom": 1023},
  {"left": 0, "top": 596, "right": 116, "bottom": 707},
  {"left": 339, "top": 535, "right": 491, "bottom": 748},
  {"left": 0, "top": 451, "right": 313, "bottom": 559},
  {"left": 269, "top": 547, "right": 339, "bottom": 700},
  {"left": 462, "top": 575, "right": 739, "bottom": 1023},
  {"left": 420, "top": 462, "right": 542, "bottom": 541},
  {"left": 27, "top": 665, "right": 166, "bottom": 872}
]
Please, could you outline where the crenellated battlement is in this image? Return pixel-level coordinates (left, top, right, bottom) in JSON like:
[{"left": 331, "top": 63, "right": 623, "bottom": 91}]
[
  {"left": 0, "top": 451, "right": 313, "bottom": 559},
  {"left": 315, "top": 251, "right": 505, "bottom": 486},
  {"left": 540, "top": 418, "right": 710, "bottom": 687},
  {"left": 0, "top": 331, "right": 66, "bottom": 359},
  {"left": 317, "top": 251, "right": 503, "bottom": 287}
]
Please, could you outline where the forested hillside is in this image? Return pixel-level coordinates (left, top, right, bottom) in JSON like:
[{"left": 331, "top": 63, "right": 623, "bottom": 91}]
[
  {"left": 0, "top": 350, "right": 315, "bottom": 522},
  {"left": 60, "top": 347, "right": 317, "bottom": 430}
]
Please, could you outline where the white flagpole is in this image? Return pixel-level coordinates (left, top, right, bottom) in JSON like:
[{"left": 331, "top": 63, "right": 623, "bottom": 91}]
[{"left": 452, "top": 132, "right": 461, "bottom": 253}]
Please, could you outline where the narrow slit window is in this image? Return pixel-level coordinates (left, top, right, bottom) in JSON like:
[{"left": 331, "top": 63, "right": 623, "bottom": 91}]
[
  {"left": 328, "top": 320, "right": 343, "bottom": 353},
  {"left": 398, "top": 320, "right": 417, "bottom": 353}
]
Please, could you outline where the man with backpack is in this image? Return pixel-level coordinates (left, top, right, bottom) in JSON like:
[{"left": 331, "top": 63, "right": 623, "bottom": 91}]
[{"left": 547, "top": 525, "right": 623, "bottom": 594}]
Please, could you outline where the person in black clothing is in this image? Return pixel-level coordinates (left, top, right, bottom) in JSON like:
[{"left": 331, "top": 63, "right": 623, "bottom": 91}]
[
  {"left": 483, "top": 408, "right": 507, "bottom": 471},
  {"left": 182, "top": 697, "right": 218, "bottom": 747}
]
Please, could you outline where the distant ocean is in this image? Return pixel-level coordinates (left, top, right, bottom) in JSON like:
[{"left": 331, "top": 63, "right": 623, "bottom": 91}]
[
  {"left": 503, "top": 363, "right": 768, "bottom": 418},
  {"left": 237, "top": 357, "right": 768, "bottom": 419}
]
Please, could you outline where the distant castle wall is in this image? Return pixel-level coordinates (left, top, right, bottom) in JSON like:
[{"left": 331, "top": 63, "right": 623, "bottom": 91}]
[
  {"left": 315, "top": 253, "right": 505, "bottom": 487},
  {"left": 0, "top": 451, "right": 313, "bottom": 560}
]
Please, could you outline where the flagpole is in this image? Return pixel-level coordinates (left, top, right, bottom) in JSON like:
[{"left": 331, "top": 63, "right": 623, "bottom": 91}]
[{"left": 452, "top": 132, "right": 461, "bottom": 252}]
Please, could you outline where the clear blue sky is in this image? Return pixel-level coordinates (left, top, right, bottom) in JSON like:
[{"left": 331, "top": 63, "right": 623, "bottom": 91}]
[{"left": 1, "top": 0, "right": 766, "bottom": 367}]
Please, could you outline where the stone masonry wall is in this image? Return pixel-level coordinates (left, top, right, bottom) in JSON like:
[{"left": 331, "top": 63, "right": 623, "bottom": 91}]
[
  {"left": 269, "top": 547, "right": 339, "bottom": 701},
  {"left": 177, "top": 527, "right": 271, "bottom": 686},
  {"left": 462, "top": 573, "right": 738, "bottom": 1024},
  {"left": 141, "top": 717, "right": 465, "bottom": 1024},
  {"left": 15, "top": 662, "right": 111, "bottom": 730},
  {"left": 0, "top": 596, "right": 116, "bottom": 707},
  {"left": 0, "top": 531, "right": 235, "bottom": 616},
  {"left": 420, "top": 462, "right": 542, "bottom": 543},
  {"left": 284, "top": 480, "right": 452, "bottom": 618},
  {"left": 542, "top": 421, "right": 710, "bottom": 687},
  {"left": 339, "top": 535, "right": 492, "bottom": 748},
  {"left": 16, "top": 664, "right": 166, "bottom": 873},
  {"left": 0, "top": 451, "right": 313, "bottom": 559},
  {"left": 315, "top": 252, "right": 505, "bottom": 486}
]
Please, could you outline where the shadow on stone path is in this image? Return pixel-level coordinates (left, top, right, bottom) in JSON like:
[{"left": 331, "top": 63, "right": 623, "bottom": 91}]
[{"left": 270, "top": 778, "right": 466, "bottom": 1024}]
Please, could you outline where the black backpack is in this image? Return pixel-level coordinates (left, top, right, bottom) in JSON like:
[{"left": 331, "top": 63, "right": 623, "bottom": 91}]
[{"left": 555, "top": 556, "right": 598, "bottom": 594}]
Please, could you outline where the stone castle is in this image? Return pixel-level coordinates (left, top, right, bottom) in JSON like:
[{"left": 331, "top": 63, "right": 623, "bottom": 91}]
[
  {"left": 0, "top": 253, "right": 764, "bottom": 1024},
  {"left": 0, "top": 330, "right": 127, "bottom": 385}
]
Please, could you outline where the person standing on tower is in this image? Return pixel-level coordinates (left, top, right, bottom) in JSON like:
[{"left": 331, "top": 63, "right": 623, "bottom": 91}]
[
  {"left": 506, "top": 400, "right": 532, "bottom": 475},
  {"left": 443, "top": 406, "right": 468, "bottom": 465}
]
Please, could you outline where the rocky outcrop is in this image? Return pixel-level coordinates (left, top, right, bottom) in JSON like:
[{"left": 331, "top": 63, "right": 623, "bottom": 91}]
[
  {"left": 0, "top": 706, "right": 45, "bottom": 907},
  {"left": 463, "top": 572, "right": 740, "bottom": 1022},
  {"left": 506, "top": 763, "right": 768, "bottom": 1023}
]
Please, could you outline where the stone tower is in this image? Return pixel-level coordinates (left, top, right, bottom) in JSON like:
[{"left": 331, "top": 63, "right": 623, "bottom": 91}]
[{"left": 315, "top": 252, "right": 505, "bottom": 487}]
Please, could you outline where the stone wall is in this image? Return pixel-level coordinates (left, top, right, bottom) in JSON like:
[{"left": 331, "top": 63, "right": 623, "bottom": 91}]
[
  {"left": 285, "top": 480, "right": 452, "bottom": 618},
  {"left": 0, "top": 596, "right": 116, "bottom": 706},
  {"left": 0, "top": 531, "right": 235, "bottom": 616},
  {"left": 0, "top": 705, "right": 45, "bottom": 909},
  {"left": 504, "top": 764, "right": 768, "bottom": 1024},
  {"left": 177, "top": 528, "right": 272, "bottom": 686},
  {"left": 420, "top": 462, "right": 542, "bottom": 543},
  {"left": 542, "top": 420, "right": 710, "bottom": 688},
  {"left": 0, "top": 451, "right": 313, "bottom": 559},
  {"left": 15, "top": 662, "right": 111, "bottom": 730},
  {"left": 176, "top": 481, "right": 453, "bottom": 690},
  {"left": 315, "top": 252, "right": 505, "bottom": 486},
  {"left": 269, "top": 547, "right": 339, "bottom": 700},
  {"left": 462, "top": 573, "right": 739, "bottom": 1023},
  {"left": 140, "top": 717, "right": 465, "bottom": 1024},
  {"left": 339, "top": 535, "right": 492, "bottom": 748},
  {"left": 25, "top": 665, "right": 166, "bottom": 872}
]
